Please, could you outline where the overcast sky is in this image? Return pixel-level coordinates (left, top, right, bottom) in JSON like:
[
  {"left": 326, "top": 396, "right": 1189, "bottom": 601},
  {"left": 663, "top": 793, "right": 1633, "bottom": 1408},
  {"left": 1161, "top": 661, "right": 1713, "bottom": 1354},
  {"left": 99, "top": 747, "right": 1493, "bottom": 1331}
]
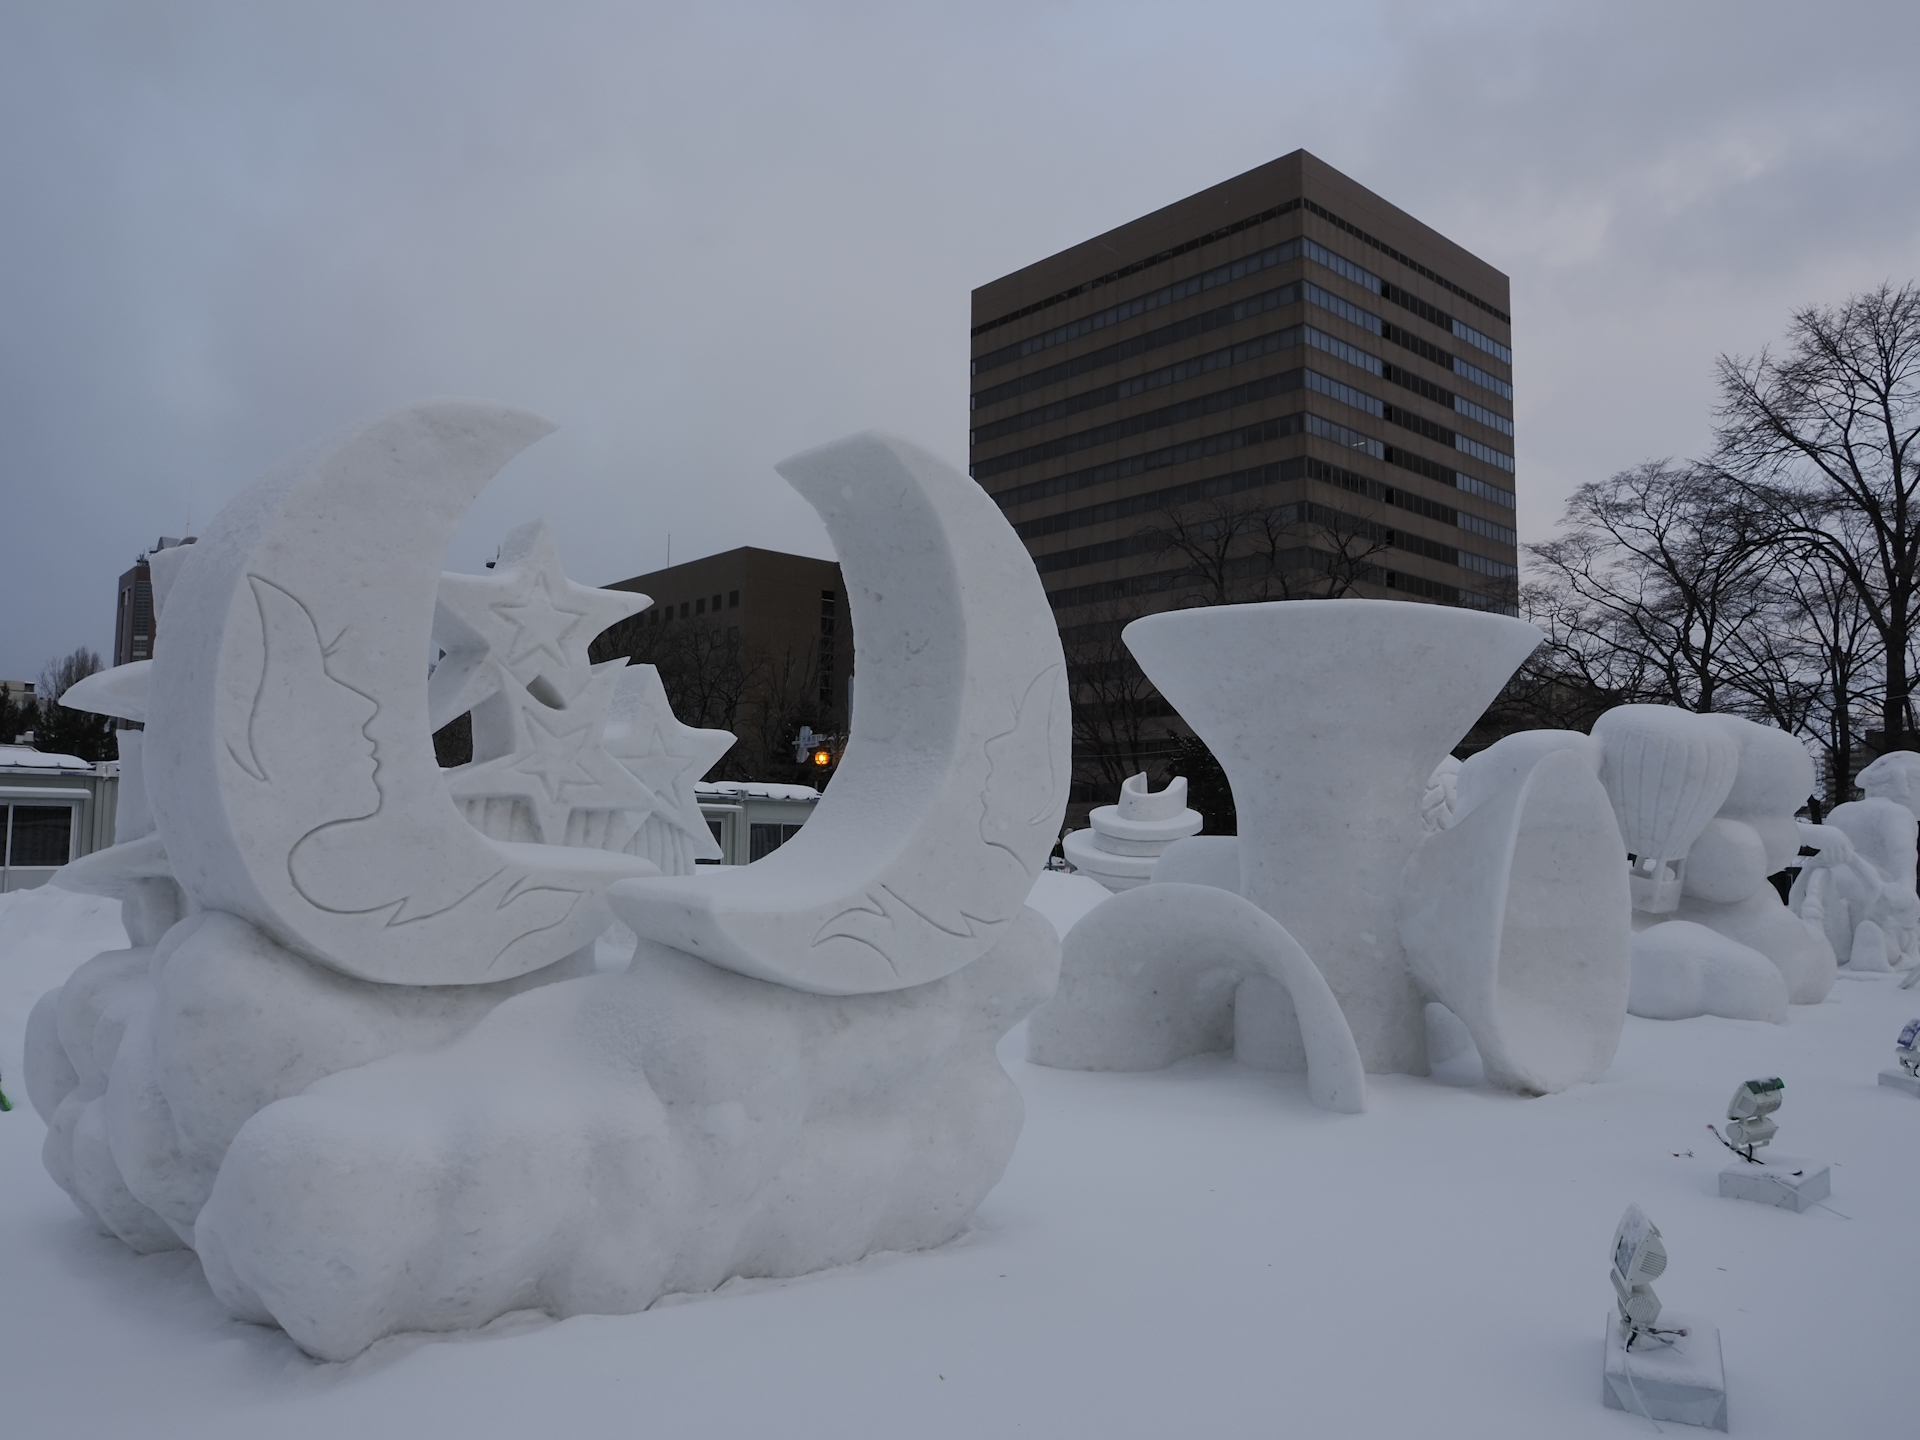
[{"left": 3, "top": 0, "right": 1917, "bottom": 683}]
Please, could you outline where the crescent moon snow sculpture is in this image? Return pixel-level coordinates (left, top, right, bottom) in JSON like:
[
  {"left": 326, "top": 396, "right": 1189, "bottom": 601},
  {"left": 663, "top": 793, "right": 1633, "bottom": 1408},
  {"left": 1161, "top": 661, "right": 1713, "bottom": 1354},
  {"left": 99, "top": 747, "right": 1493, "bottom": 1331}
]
[
  {"left": 608, "top": 431, "right": 1071, "bottom": 995},
  {"left": 144, "top": 401, "right": 652, "bottom": 986}
]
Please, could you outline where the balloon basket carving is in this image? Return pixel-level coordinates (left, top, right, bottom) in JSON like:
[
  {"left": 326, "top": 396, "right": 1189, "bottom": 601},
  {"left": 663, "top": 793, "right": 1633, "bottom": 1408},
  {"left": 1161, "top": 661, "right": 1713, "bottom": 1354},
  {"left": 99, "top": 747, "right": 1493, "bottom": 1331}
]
[{"left": 22, "top": 405, "right": 1070, "bottom": 1359}]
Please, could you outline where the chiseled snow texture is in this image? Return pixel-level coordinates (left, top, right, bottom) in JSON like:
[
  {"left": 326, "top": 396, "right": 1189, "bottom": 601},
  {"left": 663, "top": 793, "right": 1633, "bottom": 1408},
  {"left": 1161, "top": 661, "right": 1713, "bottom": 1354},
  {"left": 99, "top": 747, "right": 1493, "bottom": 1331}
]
[
  {"left": 3, "top": 878, "right": 1913, "bottom": 1438},
  {"left": 1630, "top": 920, "right": 1790, "bottom": 1023},
  {"left": 195, "top": 911, "right": 1057, "bottom": 1359}
]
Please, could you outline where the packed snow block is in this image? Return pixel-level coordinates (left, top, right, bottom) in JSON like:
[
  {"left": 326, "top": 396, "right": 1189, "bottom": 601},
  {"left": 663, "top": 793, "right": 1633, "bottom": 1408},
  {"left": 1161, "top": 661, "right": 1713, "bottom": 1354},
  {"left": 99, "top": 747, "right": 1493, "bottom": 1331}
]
[
  {"left": 1029, "top": 883, "right": 1365, "bottom": 1113},
  {"left": 1717, "top": 1154, "right": 1831, "bottom": 1211},
  {"left": 1629, "top": 921, "right": 1789, "bottom": 1023},
  {"left": 1880, "top": 1068, "right": 1920, "bottom": 1097},
  {"left": 1602, "top": 1313, "right": 1727, "bottom": 1431},
  {"left": 194, "top": 910, "right": 1059, "bottom": 1361}
]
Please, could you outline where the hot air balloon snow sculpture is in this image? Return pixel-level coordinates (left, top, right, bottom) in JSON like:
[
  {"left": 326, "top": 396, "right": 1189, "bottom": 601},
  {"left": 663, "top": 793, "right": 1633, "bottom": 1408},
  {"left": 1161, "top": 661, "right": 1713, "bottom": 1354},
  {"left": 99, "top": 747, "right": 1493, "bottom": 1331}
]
[
  {"left": 22, "top": 404, "right": 1069, "bottom": 1360},
  {"left": 1599, "top": 710, "right": 1837, "bottom": 1021},
  {"left": 1592, "top": 706, "right": 1739, "bottom": 916}
]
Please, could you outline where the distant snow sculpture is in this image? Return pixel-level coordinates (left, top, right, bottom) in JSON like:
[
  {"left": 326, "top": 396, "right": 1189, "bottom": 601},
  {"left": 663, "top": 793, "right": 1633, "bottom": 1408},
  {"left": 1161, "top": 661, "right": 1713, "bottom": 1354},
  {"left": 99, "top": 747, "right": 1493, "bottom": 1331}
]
[
  {"left": 1061, "top": 772, "right": 1203, "bottom": 891},
  {"left": 24, "top": 405, "right": 1069, "bottom": 1360},
  {"left": 1613, "top": 710, "right": 1836, "bottom": 1018},
  {"left": 1030, "top": 600, "right": 1633, "bottom": 1102},
  {"left": 1790, "top": 751, "right": 1920, "bottom": 975}
]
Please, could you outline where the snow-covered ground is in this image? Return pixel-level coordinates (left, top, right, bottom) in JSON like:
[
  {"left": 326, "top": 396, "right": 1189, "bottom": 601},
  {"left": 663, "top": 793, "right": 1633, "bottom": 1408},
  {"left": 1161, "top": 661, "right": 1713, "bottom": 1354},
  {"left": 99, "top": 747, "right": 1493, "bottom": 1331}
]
[{"left": 2, "top": 877, "right": 1912, "bottom": 1438}]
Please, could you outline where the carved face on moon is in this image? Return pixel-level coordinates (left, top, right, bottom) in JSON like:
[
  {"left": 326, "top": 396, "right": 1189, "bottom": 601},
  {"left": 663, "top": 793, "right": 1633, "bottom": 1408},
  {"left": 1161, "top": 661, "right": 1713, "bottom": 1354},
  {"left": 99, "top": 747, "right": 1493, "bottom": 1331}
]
[
  {"left": 144, "top": 402, "right": 651, "bottom": 986},
  {"left": 141, "top": 408, "right": 1068, "bottom": 995}
]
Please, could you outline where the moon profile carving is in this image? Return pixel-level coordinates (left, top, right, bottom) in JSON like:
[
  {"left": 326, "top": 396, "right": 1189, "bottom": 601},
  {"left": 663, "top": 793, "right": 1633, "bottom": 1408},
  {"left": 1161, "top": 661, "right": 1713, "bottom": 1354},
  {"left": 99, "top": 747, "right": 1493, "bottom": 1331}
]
[{"left": 143, "top": 401, "right": 653, "bottom": 986}]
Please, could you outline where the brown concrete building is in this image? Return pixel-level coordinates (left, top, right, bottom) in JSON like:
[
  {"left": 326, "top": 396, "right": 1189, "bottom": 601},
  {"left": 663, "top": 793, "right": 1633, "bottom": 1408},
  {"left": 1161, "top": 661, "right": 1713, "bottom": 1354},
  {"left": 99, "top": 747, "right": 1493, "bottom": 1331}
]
[
  {"left": 594, "top": 546, "right": 852, "bottom": 782},
  {"left": 970, "top": 150, "right": 1518, "bottom": 802}
]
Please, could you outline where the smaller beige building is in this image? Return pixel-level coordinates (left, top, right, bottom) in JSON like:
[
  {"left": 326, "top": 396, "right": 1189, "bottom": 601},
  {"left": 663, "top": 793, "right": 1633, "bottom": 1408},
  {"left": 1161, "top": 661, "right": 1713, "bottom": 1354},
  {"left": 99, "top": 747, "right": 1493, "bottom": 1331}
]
[{"left": 0, "top": 746, "right": 117, "bottom": 892}]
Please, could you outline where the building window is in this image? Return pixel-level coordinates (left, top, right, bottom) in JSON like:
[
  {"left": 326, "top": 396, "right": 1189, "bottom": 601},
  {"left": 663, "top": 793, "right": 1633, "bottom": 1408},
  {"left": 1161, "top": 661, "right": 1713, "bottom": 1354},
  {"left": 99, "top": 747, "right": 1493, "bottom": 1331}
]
[
  {"left": 818, "top": 590, "right": 837, "bottom": 706},
  {"left": 696, "top": 597, "right": 706, "bottom": 615},
  {"left": 750, "top": 821, "right": 807, "bottom": 862},
  {"left": 679, "top": 602, "right": 689, "bottom": 619},
  {"left": 728, "top": 590, "right": 739, "bottom": 608},
  {"left": 711, "top": 593, "right": 722, "bottom": 611},
  {"left": 2, "top": 804, "right": 75, "bottom": 868}
]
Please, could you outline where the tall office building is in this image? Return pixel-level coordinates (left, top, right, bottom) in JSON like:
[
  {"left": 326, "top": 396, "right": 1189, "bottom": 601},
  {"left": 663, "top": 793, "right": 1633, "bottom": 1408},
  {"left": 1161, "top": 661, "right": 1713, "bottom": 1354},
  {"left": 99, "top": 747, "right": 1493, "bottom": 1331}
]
[{"left": 970, "top": 151, "right": 1518, "bottom": 800}]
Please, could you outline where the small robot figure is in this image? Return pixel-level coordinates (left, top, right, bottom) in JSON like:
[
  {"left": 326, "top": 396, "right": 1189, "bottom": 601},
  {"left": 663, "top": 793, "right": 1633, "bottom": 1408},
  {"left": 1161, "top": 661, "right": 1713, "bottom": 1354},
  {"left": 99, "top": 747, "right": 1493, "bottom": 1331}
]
[
  {"left": 1719, "top": 1077, "right": 1783, "bottom": 1161},
  {"left": 1898, "top": 1019, "right": 1920, "bottom": 1079},
  {"left": 1610, "top": 1204, "right": 1678, "bottom": 1348}
]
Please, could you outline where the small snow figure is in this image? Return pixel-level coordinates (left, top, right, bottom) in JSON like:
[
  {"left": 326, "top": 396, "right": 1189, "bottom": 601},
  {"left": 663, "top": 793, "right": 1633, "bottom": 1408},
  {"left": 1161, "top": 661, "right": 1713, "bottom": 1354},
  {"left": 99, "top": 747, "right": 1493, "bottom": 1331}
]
[
  {"left": 1610, "top": 1204, "right": 1686, "bottom": 1349},
  {"left": 1713, "top": 1077, "right": 1783, "bottom": 1162},
  {"left": 1897, "top": 1019, "right": 1920, "bottom": 1078}
]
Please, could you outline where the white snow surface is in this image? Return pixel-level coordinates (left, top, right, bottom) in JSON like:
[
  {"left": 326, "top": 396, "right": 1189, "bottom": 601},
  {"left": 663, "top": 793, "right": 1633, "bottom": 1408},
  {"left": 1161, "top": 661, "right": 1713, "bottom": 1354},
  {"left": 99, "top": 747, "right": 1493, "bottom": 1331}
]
[
  {"left": 2, "top": 877, "right": 1911, "bottom": 1438},
  {"left": 0, "top": 744, "right": 93, "bottom": 770}
]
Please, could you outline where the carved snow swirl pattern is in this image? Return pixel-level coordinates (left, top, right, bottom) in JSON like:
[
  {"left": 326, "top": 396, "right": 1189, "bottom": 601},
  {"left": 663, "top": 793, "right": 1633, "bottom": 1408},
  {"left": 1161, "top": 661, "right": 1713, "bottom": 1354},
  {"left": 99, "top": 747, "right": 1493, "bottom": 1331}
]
[{"left": 812, "top": 665, "right": 1067, "bottom": 970}]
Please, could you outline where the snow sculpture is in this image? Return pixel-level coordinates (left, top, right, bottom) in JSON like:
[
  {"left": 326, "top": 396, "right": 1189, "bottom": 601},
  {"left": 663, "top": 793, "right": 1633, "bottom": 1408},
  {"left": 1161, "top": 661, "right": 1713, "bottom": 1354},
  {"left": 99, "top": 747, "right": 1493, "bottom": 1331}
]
[
  {"left": 1027, "top": 883, "right": 1365, "bottom": 1111},
  {"left": 1400, "top": 744, "right": 1631, "bottom": 1094},
  {"left": 1625, "top": 920, "right": 1788, "bottom": 1023},
  {"left": 1791, "top": 755, "right": 1920, "bottom": 974},
  {"left": 24, "top": 406, "right": 1070, "bottom": 1359},
  {"left": 1592, "top": 705, "right": 1738, "bottom": 915},
  {"left": 608, "top": 433, "right": 1069, "bottom": 996},
  {"left": 1859, "top": 750, "right": 1920, "bottom": 827},
  {"left": 1032, "top": 599, "right": 1632, "bottom": 1099},
  {"left": 430, "top": 517, "right": 733, "bottom": 871},
  {"left": 1061, "top": 772, "right": 1203, "bottom": 891},
  {"left": 1590, "top": 708, "right": 1834, "bottom": 1019},
  {"left": 144, "top": 406, "right": 652, "bottom": 986}
]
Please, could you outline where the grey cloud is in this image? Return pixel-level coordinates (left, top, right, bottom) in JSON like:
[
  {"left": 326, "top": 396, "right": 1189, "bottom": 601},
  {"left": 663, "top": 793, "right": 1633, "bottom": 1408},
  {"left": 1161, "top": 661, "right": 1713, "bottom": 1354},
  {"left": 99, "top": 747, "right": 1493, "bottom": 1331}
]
[{"left": 3, "top": 0, "right": 1916, "bottom": 679}]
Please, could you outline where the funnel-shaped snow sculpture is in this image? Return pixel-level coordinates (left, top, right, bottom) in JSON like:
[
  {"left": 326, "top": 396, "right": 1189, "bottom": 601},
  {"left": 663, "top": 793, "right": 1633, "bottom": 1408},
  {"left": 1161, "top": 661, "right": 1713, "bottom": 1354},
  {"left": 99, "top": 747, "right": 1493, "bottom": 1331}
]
[
  {"left": 24, "top": 407, "right": 1067, "bottom": 1359},
  {"left": 1122, "top": 599, "right": 1547, "bottom": 1073},
  {"left": 1399, "top": 748, "right": 1631, "bottom": 1093},
  {"left": 1030, "top": 598, "right": 1636, "bottom": 1096},
  {"left": 1062, "top": 773, "right": 1204, "bottom": 892},
  {"left": 1592, "top": 706, "right": 1738, "bottom": 915}
]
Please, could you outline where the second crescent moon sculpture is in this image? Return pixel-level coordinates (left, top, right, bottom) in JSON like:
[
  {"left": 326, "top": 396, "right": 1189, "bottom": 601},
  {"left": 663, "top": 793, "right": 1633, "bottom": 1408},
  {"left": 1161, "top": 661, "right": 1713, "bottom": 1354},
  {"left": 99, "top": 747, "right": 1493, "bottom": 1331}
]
[
  {"left": 144, "top": 401, "right": 653, "bottom": 986},
  {"left": 607, "top": 431, "right": 1072, "bottom": 995}
]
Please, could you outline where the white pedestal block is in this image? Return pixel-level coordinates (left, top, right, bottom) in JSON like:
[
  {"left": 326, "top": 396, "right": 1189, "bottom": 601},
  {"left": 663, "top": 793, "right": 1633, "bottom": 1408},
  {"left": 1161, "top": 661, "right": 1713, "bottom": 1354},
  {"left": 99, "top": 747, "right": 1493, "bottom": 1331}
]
[
  {"left": 1880, "top": 1068, "right": 1920, "bottom": 1097},
  {"left": 1718, "top": 1153, "right": 1831, "bottom": 1211},
  {"left": 1602, "top": 1313, "right": 1727, "bottom": 1431}
]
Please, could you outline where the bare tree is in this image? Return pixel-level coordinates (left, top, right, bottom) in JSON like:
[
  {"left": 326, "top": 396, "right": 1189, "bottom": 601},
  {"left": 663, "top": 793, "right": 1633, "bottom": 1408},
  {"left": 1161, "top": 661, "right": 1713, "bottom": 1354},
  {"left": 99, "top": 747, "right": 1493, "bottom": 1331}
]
[
  {"left": 1148, "top": 496, "right": 1279, "bottom": 606},
  {"left": 1775, "top": 534, "right": 1884, "bottom": 800},
  {"left": 33, "top": 647, "right": 114, "bottom": 762},
  {"left": 1715, "top": 282, "right": 1920, "bottom": 745},
  {"left": 1525, "top": 461, "right": 1781, "bottom": 713},
  {"left": 1306, "top": 503, "right": 1397, "bottom": 598},
  {"left": 1148, "top": 494, "right": 1396, "bottom": 607},
  {"left": 1060, "top": 603, "right": 1169, "bottom": 799}
]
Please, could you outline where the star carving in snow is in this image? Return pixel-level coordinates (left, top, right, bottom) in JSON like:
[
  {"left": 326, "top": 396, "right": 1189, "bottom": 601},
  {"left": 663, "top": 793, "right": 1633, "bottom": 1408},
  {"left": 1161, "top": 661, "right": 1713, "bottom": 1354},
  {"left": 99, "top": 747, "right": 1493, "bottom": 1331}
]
[
  {"left": 444, "top": 669, "right": 656, "bottom": 845},
  {"left": 429, "top": 518, "right": 644, "bottom": 732},
  {"left": 603, "top": 665, "right": 736, "bottom": 855}
]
